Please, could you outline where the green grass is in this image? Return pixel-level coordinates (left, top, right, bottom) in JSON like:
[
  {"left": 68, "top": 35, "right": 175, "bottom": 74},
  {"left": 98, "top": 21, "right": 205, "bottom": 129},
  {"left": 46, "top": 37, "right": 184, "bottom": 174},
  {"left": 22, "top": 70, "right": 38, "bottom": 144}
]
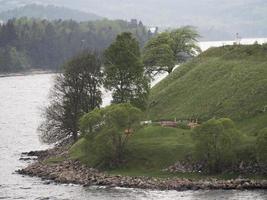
[
  {"left": 125, "top": 126, "right": 193, "bottom": 170},
  {"left": 70, "top": 126, "right": 193, "bottom": 170},
  {"left": 148, "top": 45, "right": 267, "bottom": 132},
  {"left": 69, "top": 45, "right": 267, "bottom": 179},
  {"left": 236, "top": 112, "right": 267, "bottom": 135},
  {"left": 69, "top": 137, "right": 94, "bottom": 165}
]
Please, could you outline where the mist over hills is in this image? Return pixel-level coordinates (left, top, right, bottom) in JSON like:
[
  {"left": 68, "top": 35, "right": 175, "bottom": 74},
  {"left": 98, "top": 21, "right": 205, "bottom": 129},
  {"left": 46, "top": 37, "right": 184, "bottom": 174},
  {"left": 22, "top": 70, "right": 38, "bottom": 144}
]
[
  {"left": 0, "top": 0, "right": 267, "bottom": 40},
  {"left": 0, "top": 4, "right": 102, "bottom": 22}
]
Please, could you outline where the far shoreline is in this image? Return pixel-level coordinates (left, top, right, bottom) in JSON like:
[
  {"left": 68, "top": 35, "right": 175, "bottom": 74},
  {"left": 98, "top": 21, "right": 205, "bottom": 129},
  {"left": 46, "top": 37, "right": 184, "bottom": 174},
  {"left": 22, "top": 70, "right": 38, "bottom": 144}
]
[{"left": 0, "top": 69, "right": 59, "bottom": 78}]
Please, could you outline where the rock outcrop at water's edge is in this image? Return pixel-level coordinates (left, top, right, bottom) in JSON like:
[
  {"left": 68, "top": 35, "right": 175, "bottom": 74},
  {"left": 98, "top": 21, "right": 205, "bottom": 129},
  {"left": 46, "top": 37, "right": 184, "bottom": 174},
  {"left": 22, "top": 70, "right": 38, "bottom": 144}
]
[{"left": 16, "top": 151, "right": 267, "bottom": 191}]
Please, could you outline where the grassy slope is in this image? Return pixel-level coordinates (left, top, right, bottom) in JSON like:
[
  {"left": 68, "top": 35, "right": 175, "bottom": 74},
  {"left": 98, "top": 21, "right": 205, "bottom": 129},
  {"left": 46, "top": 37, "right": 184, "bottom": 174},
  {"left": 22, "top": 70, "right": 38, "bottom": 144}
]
[
  {"left": 69, "top": 126, "right": 263, "bottom": 179},
  {"left": 68, "top": 44, "right": 267, "bottom": 179},
  {"left": 148, "top": 44, "right": 267, "bottom": 135},
  {"left": 70, "top": 126, "right": 194, "bottom": 175}
]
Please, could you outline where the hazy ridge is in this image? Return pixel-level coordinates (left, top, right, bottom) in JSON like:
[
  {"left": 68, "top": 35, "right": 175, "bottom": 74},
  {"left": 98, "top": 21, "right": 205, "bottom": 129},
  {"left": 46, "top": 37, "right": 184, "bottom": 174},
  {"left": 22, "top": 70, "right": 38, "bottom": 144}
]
[{"left": 1, "top": 0, "right": 266, "bottom": 40}]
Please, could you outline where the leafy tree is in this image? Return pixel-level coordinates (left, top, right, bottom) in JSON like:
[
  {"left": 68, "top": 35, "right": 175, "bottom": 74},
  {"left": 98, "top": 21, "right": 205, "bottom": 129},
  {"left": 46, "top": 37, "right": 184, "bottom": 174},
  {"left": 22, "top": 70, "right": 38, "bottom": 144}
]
[
  {"left": 142, "top": 33, "right": 175, "bottom": 75},
  {"left": 170, "top": 27, "right": 201, "bottom": 63},
  {"left": 104, "top": 32, "right": 149, "bottom": 110},
  {"left": 39, "top": 52, "right": 103, "bottom": 144},
  {"left": 143, "top": 26, "right": 201, "bottom": 75},
  {"left": 80, "top": 103, "right": 143, "bottom": 168},
  {"left": 192, "top": 118, "right": 241, "bottom": 173},
  {"left": 0, "top": 46, "right": 29, "bottom": 72},
  {"left": 79, "top": 108, "right": 103, "bottom": 137}
]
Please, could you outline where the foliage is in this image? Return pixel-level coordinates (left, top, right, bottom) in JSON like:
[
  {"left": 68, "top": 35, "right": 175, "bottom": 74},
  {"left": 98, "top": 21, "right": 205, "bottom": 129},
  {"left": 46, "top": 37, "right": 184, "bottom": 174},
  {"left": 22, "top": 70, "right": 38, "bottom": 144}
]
[
  {"left": 79, "top": 108, "right": 103, "bottom": 138},
  {"left": 0, "top": 18, "right": 152, "bottom": 73},
  {"left": 0, "top": 46, "right": 29, "bottom": 72},
  {"left": 143, "top": 26, "right": 200, "bottom": 75},
  {"left": 143, "top": 33, "right": 175, "bottom": 75},
  {"left": 104, "top": 32, "right": 150, "bottom": 110},
  {"left": 256, "top": 128, "right": 267, "bottom": 165},
  {"left": 178, "top": 121, "right": 190, "bottom": 129},
  {"left": 78, "top": 103, "right": 143, "bottom": 168},
  {"left": 70, "top": 125, "right": 193, "bottom": 170},
  {"left": 39, "top": 52, "right": 103, "bottom": 144},
  {"left": 192, "top": 118, "right": 241, "bottom": 173}
]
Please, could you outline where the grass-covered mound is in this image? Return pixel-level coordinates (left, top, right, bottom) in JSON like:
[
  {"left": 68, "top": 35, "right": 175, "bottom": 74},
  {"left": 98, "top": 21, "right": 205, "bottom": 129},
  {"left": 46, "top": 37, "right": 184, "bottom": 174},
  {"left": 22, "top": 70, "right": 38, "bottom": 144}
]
[
  {"left": 67, "top": 44, "right": 267, "bottom": 178},
  {"left": 148, "top": 44, "right": 267, "bottom": 134},
  {"left": 70, "top": 126, "right": 193, "bottom": 175},
  {"left": 69, "top": 124, "right": 265, "bottom": 178}
]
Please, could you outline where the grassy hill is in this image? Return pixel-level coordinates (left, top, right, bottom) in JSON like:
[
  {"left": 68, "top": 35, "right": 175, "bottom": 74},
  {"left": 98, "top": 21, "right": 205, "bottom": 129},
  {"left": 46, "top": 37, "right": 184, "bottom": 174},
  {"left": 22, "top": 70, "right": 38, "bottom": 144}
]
[
  {"left": 148, "top": 44, "right": 267, "bottom": 134},
  {"left": 60, "top": 44, "right": 267, "bottom": 179}
]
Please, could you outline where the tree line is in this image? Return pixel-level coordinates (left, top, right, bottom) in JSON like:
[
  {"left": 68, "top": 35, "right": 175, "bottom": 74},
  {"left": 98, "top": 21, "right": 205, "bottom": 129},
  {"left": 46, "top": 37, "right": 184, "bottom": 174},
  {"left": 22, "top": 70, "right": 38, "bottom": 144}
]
[
  {"left": 39, "top": 27, "right": 202, "bottom": 168},
  {"left": 0, "top": 17, "right": 152, "bottom": 72},
  {"left": 39, "top": 32, "right": 149, "bottom": 145}
]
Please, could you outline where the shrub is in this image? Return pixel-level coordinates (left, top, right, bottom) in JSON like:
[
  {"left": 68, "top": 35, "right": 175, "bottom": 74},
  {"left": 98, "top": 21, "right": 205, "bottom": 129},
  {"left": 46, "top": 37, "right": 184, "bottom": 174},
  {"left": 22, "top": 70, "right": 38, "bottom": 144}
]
[
  {"left": 178, "top": 121, "right": 190, "bottom": 129},
  {"left": 79, "top": 103, "right": 143, "bottom": 168},
  {"left": 192, "top": 118, "right": 241, "bottom": 173}
]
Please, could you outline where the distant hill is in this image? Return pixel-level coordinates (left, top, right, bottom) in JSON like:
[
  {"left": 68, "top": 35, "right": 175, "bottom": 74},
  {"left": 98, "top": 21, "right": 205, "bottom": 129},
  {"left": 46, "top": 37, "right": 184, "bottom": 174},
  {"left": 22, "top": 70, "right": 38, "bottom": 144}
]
[
  {"left": 0, "top": 18, "right": 151, "bottom": 73},
  {"left": 148, "top": 44, "right": 267, "bottom": 133},
  {"left": 0, "top": 1, "right": 267, "bottom": 41},
  {"left": 0, "top": 4, "right": 103, "bottom": 22}
]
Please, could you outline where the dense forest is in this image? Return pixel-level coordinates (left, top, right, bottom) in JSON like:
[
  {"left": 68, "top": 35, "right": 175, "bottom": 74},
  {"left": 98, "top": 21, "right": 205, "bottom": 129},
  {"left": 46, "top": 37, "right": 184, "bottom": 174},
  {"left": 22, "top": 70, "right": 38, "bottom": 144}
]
[{"left": 0, "top": 18, "right": 153, "bottom": 72}]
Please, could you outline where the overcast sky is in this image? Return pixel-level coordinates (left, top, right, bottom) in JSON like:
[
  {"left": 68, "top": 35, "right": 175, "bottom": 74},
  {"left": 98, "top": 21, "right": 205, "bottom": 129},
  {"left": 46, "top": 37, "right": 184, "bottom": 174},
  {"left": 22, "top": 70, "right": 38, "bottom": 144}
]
[
  {"left": 1, "top": 0, "right": 266, "bottom": 40},
  {"left": 0, "top": 0, "right": 265, "bottom": 25}
]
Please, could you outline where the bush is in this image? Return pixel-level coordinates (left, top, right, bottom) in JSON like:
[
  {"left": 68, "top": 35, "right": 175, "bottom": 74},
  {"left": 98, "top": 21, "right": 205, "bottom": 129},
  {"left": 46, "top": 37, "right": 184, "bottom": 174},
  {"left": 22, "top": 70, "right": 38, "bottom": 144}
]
[
  {"left": 235, "top": 135, "right": 256, "bottom": 163},
  {"left": 178, "top": 121, "right": 190, "bottom": 129},
  {"left": 79, "top": 103, "right": 143, "bottom": 168},
  {"left": 192, "top": 118, "right": 241, "bottom": 173}
]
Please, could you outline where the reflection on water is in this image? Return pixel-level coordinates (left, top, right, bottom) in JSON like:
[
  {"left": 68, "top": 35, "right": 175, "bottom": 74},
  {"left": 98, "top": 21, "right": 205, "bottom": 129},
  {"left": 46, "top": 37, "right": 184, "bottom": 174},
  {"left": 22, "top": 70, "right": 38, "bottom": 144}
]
[{"left": 0, "top": 73, "right": 266, "bottom": 199}]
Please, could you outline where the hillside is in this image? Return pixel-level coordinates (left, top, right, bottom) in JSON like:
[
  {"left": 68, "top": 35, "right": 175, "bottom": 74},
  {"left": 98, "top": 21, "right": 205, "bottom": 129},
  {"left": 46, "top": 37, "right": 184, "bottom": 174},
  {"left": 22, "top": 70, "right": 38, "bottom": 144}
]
[
  {"left": 1, "top": 0, "right": 267, "bottom": 40},
  {"left": 0, "top": 4, "right": 102, "bottom": 22},
  {"left": 0, "top": 18, "right": 150, "bottom": 72},
  {"left": 49, "top": 44, "right": 267, "bottom": 178},
  {"left": 148, "top": 44, "right": 267, "bottom": 133}
]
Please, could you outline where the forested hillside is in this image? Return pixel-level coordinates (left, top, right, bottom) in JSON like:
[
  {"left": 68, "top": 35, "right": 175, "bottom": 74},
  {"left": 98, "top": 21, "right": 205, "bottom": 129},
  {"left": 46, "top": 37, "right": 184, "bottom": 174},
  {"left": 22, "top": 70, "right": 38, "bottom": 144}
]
[
  {"left": 0, "top": 18, "right": 151, "bottom": 72},
  {"left": 1, "top": 1, "right": 267, "bottom": 40}
]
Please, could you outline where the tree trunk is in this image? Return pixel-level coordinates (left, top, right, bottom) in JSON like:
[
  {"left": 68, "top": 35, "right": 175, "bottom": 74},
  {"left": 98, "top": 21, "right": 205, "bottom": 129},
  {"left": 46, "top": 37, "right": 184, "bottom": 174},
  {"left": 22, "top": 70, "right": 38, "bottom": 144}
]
[{"left": 167, "top": 67, "right": 173, "bottom": 74}]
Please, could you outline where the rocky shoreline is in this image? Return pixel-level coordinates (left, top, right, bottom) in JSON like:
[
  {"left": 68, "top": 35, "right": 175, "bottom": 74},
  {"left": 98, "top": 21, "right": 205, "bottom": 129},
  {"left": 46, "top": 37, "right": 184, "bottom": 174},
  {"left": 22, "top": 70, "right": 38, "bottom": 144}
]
[{"left": 17, "top": 149, "right": 267, "bottom": 191}]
